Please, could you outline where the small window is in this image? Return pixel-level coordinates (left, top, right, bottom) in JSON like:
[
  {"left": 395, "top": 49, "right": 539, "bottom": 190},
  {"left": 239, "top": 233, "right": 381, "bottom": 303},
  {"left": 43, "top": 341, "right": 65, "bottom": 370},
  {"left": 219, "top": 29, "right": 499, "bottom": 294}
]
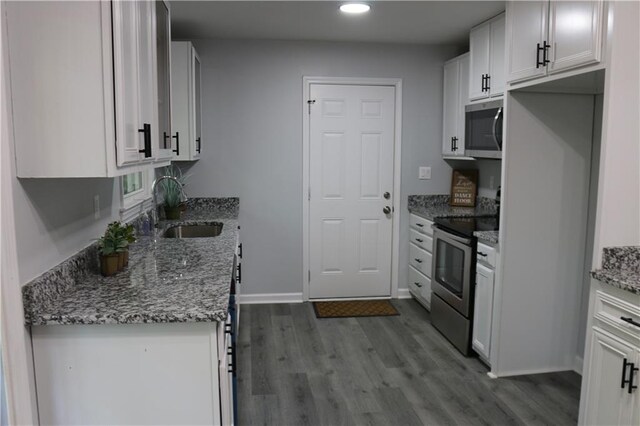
[{"left": 120, "top": 170, "right": 153, "bottom": 221}]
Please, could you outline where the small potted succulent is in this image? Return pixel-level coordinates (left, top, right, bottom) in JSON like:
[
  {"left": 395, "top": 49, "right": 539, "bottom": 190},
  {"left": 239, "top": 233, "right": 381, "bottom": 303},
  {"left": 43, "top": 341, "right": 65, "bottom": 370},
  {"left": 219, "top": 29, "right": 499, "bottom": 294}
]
[{"left": 98, "top": 223, "right": 127, "bottom": 276}]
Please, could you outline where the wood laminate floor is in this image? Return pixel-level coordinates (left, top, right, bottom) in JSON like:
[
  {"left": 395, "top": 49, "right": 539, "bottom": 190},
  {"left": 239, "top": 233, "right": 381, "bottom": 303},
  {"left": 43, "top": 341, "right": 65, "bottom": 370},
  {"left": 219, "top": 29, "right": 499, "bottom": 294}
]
[{"left": 237, "top": 299, "right": 581, "bottom": 426}]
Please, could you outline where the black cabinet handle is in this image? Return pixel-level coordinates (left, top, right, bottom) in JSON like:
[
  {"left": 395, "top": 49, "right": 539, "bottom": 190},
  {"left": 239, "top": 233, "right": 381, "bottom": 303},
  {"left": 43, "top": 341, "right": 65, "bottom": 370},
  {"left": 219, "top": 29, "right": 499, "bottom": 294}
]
[
  {"left": 481, "top": 74, "right": 486, "bottom": 92},
  {"left": 485, "top": 75, "right": 490, "bottom": 92},
  {"left": 415, "top": 238, "right": 424, "bottom": 243},
  {"left": 537, "top": 42, "right": 550, "bottom": 68},
  {"left": 478, "top": 252, "right": 488, "bottom": 257},
  {"left": 542, "top": 41, "right": 550, "bottom": 65},
  {"left": 452, "top": 136, "right": 458, "bottom": 151},
  {"left": 536, "top": 43, "right": 544, "bottom": 68},
  {"left": 621, "top": 316, "right": 640, "bottom": 328},
  {"left": 415, "top": 223, "right": 424, "bottom": 228},
  {"left": 163, "top": 131, "right": 171, "bottom": 149},
  {"left": 414, "top": 258, "right": 423, "bottom": 263},
  {"left": 414, "top": 282, "right": 423, "bottom": 288},
  {"left": 138, "top": 123, "right": 151, "bottom": 158},
  {"left": 622, "top": 359, "right": 638, "bottom": 393},
  {"left": 237, "top": 263, "right": 242, "bottom": 284},
  {"left": 196, "top": 137, "right": 201, "bottom": 154},
  {"left": 172, "top": 132, "right": 180, "bottom": 156},
  {"left": 238, "top": 243, "right": 243, "bottom": 259}
]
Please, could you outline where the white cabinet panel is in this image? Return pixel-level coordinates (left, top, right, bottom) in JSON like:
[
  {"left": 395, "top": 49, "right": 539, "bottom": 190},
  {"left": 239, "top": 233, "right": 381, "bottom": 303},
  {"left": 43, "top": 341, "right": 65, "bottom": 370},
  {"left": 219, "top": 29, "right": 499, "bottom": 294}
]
[
  {"left": 409, "top": 266, "right": 431, "bottom": 307},
  {"left": 548, "top": 0, "right": 604, "bottom": 74},
  {"left": 469, "top": 23, "right": 491, "bottom": 101},
  {"left": 489, "top": 14, "right": 506, "bottom": 97},
  {"left": 409, "top": 243, "right": 432, "bottom": 277},
  {"left": 505, "top": 1, "right": 548, "bottom": 83},
  {"left": 581, "top": 328, "right": 639, "bottom": 426},
  {"left": 409, "top": 214, "right": 433, "bottom": 236},
  {"left": 472, "top": 263, "right": 495, "bottom": 361},
  {"left": 443, "top": 58, "right": 460, "bottom": 156},
  {"left": 171, "top": 41, "right": 202, "bottom": 161}
]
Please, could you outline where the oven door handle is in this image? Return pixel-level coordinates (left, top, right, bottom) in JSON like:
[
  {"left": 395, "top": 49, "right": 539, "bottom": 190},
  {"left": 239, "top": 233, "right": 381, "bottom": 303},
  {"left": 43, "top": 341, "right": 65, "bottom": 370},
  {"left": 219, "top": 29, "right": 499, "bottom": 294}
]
[
  {"left": 492, "top": 107, "right": 503, "bottom": 150},
  {"left": 434, "top": 229, "right": 472, "bottom": 245}
]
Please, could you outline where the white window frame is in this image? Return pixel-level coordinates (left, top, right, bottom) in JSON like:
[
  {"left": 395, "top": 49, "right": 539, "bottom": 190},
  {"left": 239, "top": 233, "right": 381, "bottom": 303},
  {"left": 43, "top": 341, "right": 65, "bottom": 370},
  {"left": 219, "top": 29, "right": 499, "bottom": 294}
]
[{"left": 120, "top": 170, "right": 154, "bottom": 222}]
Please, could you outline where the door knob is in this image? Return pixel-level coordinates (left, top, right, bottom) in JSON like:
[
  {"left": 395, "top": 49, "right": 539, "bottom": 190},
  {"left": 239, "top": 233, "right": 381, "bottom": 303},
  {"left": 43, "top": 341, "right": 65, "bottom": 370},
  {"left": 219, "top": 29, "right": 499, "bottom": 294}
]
[
  {"left": 383, "top": 206, "right": 391, "bottom": 214},
  {"left": 384, "top": 192, "right": 391, "bottom": 200}
]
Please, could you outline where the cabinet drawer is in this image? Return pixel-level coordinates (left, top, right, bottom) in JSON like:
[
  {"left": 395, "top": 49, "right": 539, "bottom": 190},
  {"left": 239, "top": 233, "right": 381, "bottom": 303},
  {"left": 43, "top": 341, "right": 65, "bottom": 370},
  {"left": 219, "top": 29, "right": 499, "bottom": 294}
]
[
  {"left": 409, "top": 265, "right": 431, "bottom": 304},
  {"left": 594, "top": 290, "right": 640, "bottom": 345},
  {"left": 410, "top": 242, "right": 432, "bottom": 277},
  {"left": 409, "top": 228, "right": 433, "bottom": 253},
  {"left": 477, "top": 242, "right": 497, "bottom": 268},
  {"left": 409, "top": 214, "right": 433, "bottom": 236}
]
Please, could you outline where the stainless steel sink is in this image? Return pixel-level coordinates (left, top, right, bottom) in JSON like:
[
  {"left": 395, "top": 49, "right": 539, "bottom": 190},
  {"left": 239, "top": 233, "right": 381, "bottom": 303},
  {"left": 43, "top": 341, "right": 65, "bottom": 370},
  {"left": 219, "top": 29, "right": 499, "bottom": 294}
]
[{"left": 162, "top": 223, "right": 223, "bottom": 238}]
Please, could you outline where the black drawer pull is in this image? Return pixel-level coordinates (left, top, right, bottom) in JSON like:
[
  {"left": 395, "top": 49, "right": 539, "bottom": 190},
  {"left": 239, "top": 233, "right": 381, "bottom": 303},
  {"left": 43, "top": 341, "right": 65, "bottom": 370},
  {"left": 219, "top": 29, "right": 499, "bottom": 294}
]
[
  {"left": 414, "top": 258, "right": 423, "bottom": 263},
  {"left": 415, "top": 223, "right": 424, "bottom": 227},
  {"left": 415, "top": 238, "right": 424, "bottom": 243},
  {"left": 621, "top": 317, "right": 640, "bottom": 328},
  {"left": 478, "top": 252, "right": 488, "bottom": 257},
  {"left": 172, "top": 132, "right": 180, "bottom": 156},
  {"left": 622, "top": 359, "right": 638, "bottom": 393},
  {"left": 138, "top": 123, "right": 152, "bottom": 157},
  {"left": 414, "top": 282, "right": 422, "bottom": 288},
  {"left": 238, "top": 243, "right": 243, "bottom": 259}
]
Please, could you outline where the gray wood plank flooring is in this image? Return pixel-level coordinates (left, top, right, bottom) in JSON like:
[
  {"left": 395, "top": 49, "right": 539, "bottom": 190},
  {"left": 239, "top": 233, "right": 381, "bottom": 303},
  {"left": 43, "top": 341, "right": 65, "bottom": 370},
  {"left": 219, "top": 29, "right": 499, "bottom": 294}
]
[{"left": 237, "top": 299, "right": 581, "bottom": 426}]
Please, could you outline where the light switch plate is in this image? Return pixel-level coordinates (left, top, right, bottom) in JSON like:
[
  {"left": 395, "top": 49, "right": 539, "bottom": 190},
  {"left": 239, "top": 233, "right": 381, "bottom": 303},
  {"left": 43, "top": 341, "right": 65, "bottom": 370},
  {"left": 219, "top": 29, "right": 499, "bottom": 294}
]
[{"left": 419, "top": 166, "right": 431, "bottom": 180}]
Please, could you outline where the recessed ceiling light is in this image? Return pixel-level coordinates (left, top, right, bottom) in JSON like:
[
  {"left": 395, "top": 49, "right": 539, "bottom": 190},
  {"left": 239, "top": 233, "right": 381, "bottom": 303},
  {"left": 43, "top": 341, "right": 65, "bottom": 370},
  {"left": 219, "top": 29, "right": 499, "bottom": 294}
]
[{"left": 340, "top": 3, "right": 370, "bottom": 14}]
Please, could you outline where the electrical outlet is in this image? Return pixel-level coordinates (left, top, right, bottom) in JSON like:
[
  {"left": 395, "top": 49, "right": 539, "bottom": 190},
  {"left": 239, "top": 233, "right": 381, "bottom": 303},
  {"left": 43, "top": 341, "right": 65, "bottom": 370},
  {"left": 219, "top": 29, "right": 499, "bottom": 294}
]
[
  {"left": 419, "top": 166, "right": 431, "bottom": 180},
  {"left": 93, "top": 195, "right": 100, "bottom": 219}
]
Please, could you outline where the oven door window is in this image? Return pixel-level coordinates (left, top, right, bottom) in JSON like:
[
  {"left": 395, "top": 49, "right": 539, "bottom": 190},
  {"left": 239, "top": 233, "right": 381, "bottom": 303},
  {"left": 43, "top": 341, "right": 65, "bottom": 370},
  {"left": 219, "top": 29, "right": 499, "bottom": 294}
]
[{"left": 434, "top": 239, "right": 466, "bottom": 297}]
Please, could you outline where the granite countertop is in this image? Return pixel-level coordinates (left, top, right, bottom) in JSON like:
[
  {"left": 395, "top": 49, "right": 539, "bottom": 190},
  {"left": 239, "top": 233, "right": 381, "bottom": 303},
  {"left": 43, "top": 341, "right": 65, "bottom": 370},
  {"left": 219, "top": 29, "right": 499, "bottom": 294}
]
[
  {"left": 474, "top": 230, "right": 499, "bottom": 245},
  {"left": 22, "top": 198, "right": 239, "bottom": 326},
  {"left": 591, "top": 246, "right": 640, "bottom": 295},
  {"left": 407, "top": 194, "right": 498, "bottom": 221}
]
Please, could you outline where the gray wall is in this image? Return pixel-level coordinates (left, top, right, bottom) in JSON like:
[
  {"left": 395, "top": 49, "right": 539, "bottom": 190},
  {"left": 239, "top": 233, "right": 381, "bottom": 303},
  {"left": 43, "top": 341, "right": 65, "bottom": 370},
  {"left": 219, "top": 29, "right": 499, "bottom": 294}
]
[{"left": 181, "top": 39, "right": 462, "bottom": 295}]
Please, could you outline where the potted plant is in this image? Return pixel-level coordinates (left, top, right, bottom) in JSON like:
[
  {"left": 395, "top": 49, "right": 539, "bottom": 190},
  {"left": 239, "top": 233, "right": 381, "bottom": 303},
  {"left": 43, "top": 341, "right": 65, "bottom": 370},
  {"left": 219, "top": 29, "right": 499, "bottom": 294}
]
[
  {"left": 159, "top": 165, "right": 187, "bottom": 220},
  {"left": 98, "top": 224, "right": 127, "bottom": 276},
  {"left": 116, "top": 223, "right": 136, "bottom": 267}
]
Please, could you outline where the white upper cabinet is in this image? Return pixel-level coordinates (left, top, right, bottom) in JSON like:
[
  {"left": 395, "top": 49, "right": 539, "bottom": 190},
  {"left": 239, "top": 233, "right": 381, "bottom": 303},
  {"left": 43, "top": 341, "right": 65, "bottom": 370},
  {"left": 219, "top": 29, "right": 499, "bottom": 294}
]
[
  {"left": 506, "top": 1, "right": 604, "bottom": 84},
  {"left": 469, "top": 13, "right": 505, "bottom": 101},
  {"left": 171, "top": 41, "right": 202, "bottom": 161},
  {"left": 442, "top": 53, "right": 469, "bottom": 157},
  {"left": 155, "top": 0, "right": 175, "bottom": 161},
  {"left": 6, "top": 1, "right": 169, "bottom": 177}
]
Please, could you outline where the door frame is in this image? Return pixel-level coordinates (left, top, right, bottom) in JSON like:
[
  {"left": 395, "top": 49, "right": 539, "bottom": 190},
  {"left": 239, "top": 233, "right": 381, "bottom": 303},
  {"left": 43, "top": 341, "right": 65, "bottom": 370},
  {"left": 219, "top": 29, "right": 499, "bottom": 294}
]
[{"left": 302, "top": 76, "right": 403, "bottom": 301}]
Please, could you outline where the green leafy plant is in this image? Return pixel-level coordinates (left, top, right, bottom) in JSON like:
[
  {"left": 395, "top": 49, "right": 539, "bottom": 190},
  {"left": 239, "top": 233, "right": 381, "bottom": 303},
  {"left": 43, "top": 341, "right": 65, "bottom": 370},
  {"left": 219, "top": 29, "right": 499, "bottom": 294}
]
[
  {"left": 98, "top": 222, "right": 128, "bottom": 256},
  {"left": 159, "top": 165, "right": 188, "bottom": 208}
]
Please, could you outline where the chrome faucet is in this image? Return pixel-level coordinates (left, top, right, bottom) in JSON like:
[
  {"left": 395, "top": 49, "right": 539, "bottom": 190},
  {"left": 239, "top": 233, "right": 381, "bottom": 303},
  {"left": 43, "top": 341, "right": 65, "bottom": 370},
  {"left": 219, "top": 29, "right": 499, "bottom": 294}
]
[{"left": 150, "top": 175, "right": 188, "bottom": 225}]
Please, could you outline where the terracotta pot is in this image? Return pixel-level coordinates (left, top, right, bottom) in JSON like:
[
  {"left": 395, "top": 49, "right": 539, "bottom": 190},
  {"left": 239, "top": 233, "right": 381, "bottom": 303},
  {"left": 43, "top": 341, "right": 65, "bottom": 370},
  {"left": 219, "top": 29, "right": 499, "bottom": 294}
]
[
  {"left": 100, "top": 254, "right": 120, "bottom": 277},
  {"left": 165, "top": 206, "right": 181, "bottom": 220}
]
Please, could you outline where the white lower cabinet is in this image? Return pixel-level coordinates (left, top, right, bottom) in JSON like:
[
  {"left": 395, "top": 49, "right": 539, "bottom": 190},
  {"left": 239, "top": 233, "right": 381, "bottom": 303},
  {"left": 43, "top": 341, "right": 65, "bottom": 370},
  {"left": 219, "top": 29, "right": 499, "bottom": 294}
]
[
  {"left": 408, "top": 214, "right": 433, "bottom": 309},
  {"left": 579, "top": 283, "right": 640, "bottom": 425},
  {"left": 32, "top": 320, "right": 236, "bottom": 425},
  {"left": 580, "top": 328, "right": 639, "bottom": 426},
  {"left": 472, "top": 241, "right": 498, "bottom": 364}
]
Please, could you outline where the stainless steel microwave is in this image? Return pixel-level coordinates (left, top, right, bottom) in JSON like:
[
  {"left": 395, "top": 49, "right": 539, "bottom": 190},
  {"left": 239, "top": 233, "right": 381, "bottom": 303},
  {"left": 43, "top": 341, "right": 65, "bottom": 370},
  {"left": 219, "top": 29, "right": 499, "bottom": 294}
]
[{"left": 465, "top": 100, "right": 503, "bottom": 159}]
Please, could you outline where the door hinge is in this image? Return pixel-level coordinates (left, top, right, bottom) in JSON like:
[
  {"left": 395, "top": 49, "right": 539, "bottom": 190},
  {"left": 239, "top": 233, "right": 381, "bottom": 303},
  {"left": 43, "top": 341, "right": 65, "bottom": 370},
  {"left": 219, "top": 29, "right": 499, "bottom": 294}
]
[{"left": 307, "top": 99, "right": 316, "bottom": 114}]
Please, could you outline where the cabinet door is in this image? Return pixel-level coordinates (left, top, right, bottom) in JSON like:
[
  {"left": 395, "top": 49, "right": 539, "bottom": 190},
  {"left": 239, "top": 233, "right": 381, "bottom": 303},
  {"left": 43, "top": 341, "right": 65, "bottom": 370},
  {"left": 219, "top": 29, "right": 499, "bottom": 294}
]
[
  {"left": 112, "top": 1, "right": 143, "bottom": 166},
  {"left": 489, "top": 15, "right": 506, "bottom": 97},
  {"left": 442, "top": 59, "right": 460, "bottom": 156},
  {"left": 155, "top": 0, "right": 174, "bottom": 160},
  {"left": 469, "top": 23, "right": 491, "bottom": 101},
  {"left": 505, "top": 1, "right": 548, "bottom": 84},
  {"left": 472, "top": 263, "right": 494, "bottom": 361},
  {"left": 456, "top": 54, "right": 470, "bottom": 156},
  {"left": 136, "top": 0, "right": 158, "bottom": 161},
  {"left": 581, "top": 328, "right": 638, "bottom": 426},
  {"left": 548, "top": 0, "right": 603, "bottom": 74},
  {"left": 192, "top": 50, "right": 202, "bottom": 159},
  {"left": 170, "top": 41, "right": 191, "bottom": 160}
]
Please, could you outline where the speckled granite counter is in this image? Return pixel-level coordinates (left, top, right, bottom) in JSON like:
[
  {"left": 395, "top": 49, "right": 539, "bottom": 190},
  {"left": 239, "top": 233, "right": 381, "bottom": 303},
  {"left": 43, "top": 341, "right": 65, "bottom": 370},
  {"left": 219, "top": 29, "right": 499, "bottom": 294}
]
[
  {"left": 408, "top": 195, "right": 498, "bottom": 221},
  {"left": 474, "top": 230, "right": 499, "bottom": 245},
  {"left": 591, "top": 246, "right": 640, "bottom": 295},
  {"left": 22, "top": 198, "right": 239, "bottom": 326}
]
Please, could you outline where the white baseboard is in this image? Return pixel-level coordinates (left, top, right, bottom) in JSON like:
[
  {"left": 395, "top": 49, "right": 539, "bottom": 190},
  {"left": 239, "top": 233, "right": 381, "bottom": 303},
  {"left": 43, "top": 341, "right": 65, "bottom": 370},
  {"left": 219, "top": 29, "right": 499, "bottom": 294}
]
[
  {"left": 397, "top": 288, "right": 412, "bottom": 299},
  {"left": 489, "top": 365, "right": 575, "bottom": 378},
  {"left": 238, "top": 293, "right": 303, "bottom": 304},
  {"left": 573, "top": 355, "right": 583, "bottom": 375}
]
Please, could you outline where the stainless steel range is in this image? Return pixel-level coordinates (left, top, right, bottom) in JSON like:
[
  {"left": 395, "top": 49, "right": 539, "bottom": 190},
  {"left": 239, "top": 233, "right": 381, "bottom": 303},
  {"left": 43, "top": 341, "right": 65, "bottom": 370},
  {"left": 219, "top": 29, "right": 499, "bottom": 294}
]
[{"left": 431, "top": 216, "right": 499, "bottom": 356}]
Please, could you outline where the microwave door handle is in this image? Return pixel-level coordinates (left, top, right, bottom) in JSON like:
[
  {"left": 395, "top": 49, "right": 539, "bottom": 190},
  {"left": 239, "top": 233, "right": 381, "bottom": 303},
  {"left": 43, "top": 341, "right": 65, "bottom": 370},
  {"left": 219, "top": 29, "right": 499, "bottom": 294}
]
[{"left": 492, "top": 107, "right": 503, "bottom": 150}]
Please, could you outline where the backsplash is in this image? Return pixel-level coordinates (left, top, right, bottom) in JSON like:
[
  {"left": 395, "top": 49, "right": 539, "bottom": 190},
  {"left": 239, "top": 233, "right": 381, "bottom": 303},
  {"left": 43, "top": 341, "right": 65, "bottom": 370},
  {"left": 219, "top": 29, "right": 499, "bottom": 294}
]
[{"left": 601, "top": 246, "right": 640, "bottom": 273}]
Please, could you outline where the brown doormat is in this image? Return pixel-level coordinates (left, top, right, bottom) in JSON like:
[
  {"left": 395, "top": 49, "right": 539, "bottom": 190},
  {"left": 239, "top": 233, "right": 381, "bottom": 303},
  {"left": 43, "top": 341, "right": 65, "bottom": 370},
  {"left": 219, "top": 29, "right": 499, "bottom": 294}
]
[{"left": 313, "top": 300, "right": 399, "bottom": 319}]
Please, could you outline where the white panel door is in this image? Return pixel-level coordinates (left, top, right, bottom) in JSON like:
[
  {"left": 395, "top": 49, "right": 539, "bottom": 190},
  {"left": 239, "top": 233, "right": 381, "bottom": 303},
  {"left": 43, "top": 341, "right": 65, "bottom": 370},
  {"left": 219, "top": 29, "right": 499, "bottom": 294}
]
[
  {"left": 548, "top": 0, "right": 603, "bottom": 74},
  {"left": 469, "top": 23, "right": 491, "bottom": 101},
  {"left": 112, "top": 0, "right": 143, "bottom": 166},
  {"left": 581, "top": 328, "right": 638, "bottom": 426},
  {"left": 505, "top": 1, "right": 549, "bottom": 84},
  {"left": 309, "top": 84, "right": 395, "bottom": 299},
  {"left": 472, "top": 263, "right": 495, "bottom": 361}
]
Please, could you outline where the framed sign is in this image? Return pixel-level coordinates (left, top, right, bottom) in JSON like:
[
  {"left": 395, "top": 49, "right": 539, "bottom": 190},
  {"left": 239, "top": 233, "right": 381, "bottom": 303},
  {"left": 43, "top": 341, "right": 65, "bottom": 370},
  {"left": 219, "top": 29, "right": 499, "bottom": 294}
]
[{"left": 450, "top": 169, "right": 478, "bottom": 207}]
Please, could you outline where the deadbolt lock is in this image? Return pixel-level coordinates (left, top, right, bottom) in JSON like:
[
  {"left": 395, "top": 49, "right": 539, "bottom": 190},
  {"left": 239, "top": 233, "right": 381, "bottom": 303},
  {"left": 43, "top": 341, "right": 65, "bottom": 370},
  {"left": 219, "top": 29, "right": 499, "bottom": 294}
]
[{"left": 384, "top": 192, "right": 391, "bottom": 199}]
